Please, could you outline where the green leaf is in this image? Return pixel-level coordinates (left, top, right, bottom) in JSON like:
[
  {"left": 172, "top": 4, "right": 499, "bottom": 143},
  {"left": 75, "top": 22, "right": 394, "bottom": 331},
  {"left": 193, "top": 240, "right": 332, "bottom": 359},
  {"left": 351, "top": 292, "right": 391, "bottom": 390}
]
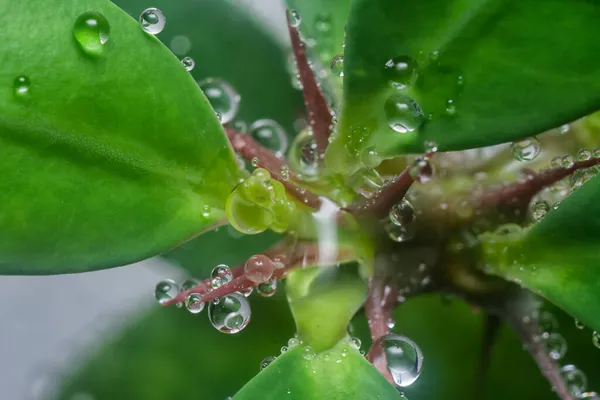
[
  {"left": 0, "top": 0, "right": 243, "bottom": 274},
  {"left": 327, "top": 0, "right": 600, "bottom": 172},
  {"left": 234, "top": 339, "right": 403, "bottom": 400},
  {"left": 480, "top": 174, "right": 600, "bottom": 332}
]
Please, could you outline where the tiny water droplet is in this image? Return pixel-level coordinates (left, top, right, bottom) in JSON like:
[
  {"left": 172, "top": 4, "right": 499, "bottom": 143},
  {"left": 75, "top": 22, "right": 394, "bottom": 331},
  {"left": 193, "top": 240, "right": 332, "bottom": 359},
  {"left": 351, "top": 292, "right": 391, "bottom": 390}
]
[
  {"left": 288, "top": 337, "right": 300, "bottom": 348},
  {"left": 577, "top": 148, "right": 592, "bottom": 161},
  {"left": 409, "top": 157, "right": 433, "bottom": 183},
  {"left": 244, "top": 254, "right": 274, "bottom": 284},
  {"left": 315, "top": 13, "right": 332, "bottom": 33},
  {"left": 445, "top": 99, "right": 456, "bottom": 115},
  {"left": 13, "top": 76, "right": 31, "bottom": 97},
  {"left": 593, "top": 331, "right": 600, "bottom": 348},
  {"left": 155, "top": 279, "right": 179, "bottom": 305},
  {"left": 201, "top": 205, "right": 211, "bottom": 218},
  {"left": 560, "top": 365, "right": 587, "bottom": 397},
  {"left": 330, "top": 54, "right": 344, "bottom": 77},
  {"left": 180, "top": 57, "right": 195, "bottom": 72},
  {"left": 249, "top": 119, "right": 288, "bottom": 157},
  {"left": 374, "top": 333, "right": 423, "bottom": 387},
  {"left": 350, "top": 337, "right": 362, "bottom": 350},
  {"left": 511, "top": 138, "right": 540, "bottom": 162},
  {"left": 73, "top": 12, "right": 110, "bottom": 56},
  {"left": 384, "top": 93, "right": 425, "bottom": 134},
  {"left": 280, "top": 165, "right": 291, "bottom": 181},
  {"left": 562, "top": 155, "right": 575, "bottom": 169},
  {"left": 303, "top": 346, "right": 316, "bottom": 360},
  {"left": 559, "top": 124, "right": 570, "bottom": 134},
  {"left": 251, "top": 157, "right": 260, "bottom": 168},
  {"left": 575, "top": 319, "right": 585, "bottom": 330},
  {"left": 257, "top": 279, "right": 277, "bottom": 297},
  {"left": 287, "top": 9, "right": 301, "bottom": 27},
  {"left": 180, "top": 278, "right": 199, "bottom": 292},
  {"left": 531, "top": 201, "right": 550, "bottom": 221},
  {"left": 139, "top": 8, "right": 166, "bottom": 35},
  {"left": 544, "top": 332, "right": 567, "bottom": 360},
  {"left": 211, "top": 264, "right": 233, "bottom": 289},
  {"left": 383, "top": 56, "right": 418, "bottom": 89},
  {"left": 185, "top": 293, "right": 205, "bottom": 314},
  {"left": 260, "top": 356, "right": 276, "bottom": 370},
  {"left": 281, "top": 345, "right": 289, "bottom": 353},
  {"left": 208, "top": 292, "right": 251, "bottom": 334},
  {"left": 198, "top": 78, "right": 241, "bottom": 125},
  {"left": 423, "top": 140, "right": 438, "bottom": 153}
]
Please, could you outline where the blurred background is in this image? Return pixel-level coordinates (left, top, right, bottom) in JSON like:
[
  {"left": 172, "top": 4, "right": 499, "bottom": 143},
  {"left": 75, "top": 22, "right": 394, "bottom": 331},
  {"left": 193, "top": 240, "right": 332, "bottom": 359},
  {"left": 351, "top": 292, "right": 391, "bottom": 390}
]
[{"left": 2, "top": 1, "right": 599, "bottom": 399}]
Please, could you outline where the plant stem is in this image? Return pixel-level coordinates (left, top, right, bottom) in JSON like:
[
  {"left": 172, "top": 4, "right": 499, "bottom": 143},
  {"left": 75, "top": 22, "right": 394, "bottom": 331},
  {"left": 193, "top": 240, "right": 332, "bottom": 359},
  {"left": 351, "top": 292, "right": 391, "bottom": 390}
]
[{"left": 286, "top": 12, "right": 332, "bottom": 156}]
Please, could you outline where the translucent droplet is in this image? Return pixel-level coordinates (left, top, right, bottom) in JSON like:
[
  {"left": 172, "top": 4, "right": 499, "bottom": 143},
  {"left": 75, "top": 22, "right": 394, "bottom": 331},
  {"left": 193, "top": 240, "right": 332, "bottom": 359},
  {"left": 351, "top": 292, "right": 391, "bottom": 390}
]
[
  {"left": 181, "top": 57, "right": 195, "bottom": 72},
  {"left": 384, "top": 93, "right": 425, "bottom": 133},
  {"left": 383, "top": 56, "right": 418, "bottom": 89},
  {"left": 249, "top": 119, "right": 288, "bottom": 158},
  {"left": 13, "top": 76, "right": 31, "bottom": 97},
  {"left": 579, "top": 392, "right": 600, "bottom": 399},
  {"left": 375, "top": 333, "right": 423, "bottom": 387},
  {"left": 251, "top": 157, "right": 260, "bottom": 168},
  {"left": 350, "top": 337, "right": 362, "bottom": 350},
  {"left": 155, "top": 279, "right": 179, "bottom": 305},
  {"left": 559, "top": 124, "right": 571, "bottom": 134},
  {"left": 315, "top": 13, "right": 332, "bottom": 33},
  {"left": 539, "top": 311, "right": 559, "bottom": 333},
  {"left": 303, "top": 346, "right": 316, "bottom": 360},
  {"left": 139, "top": 8, "right": 166, "bottom": 35},
  {"left": 562, "top": 155, "right": 575, "bottom": 169},
  {"left": 423, "top": 140, "right": 438, "bottom": 153},
  {"left": 180, "top": 278, "right": 199, "bottom": 292},
  {"left": 577, "top": 148, "right": 592, "bottom": 161},
  {"left": 389, "top": 200, "right": 415, "bottom": 227},
  {"left": 445, "top": 99, "right": 456, "bottom": 115},
  {"left": 287, "top": 9, "right": 301, "bottom": 28},
  {"left": 170, "top": 35, "right": 192, "bottom": 56},
  {"left": 280, "top": 165, "right": 291, "bottom": 181},
  {"left": 240, "top": 286, "right": 254, "bottom": 297},
  {"left": 244, "top": 254, "right": 274, "bottom": 284},
  {"left": 531, "top": 201, "right": 550, "bottom": 221},
  {"left": 185, "top": 293, "right": 205, "bottom": 314},
  {"left": 330, "top": 54, "right": 344, "bottom": 77},
  {"left": 281, "top": 345, "right": 289, "bottom": 353},
  {"left": 409, "top": 157, "right": 433, "bottom": 183},
  {"left": 208, "top": 292, "right": 251, "bottom": 334},
  {"left": 575, "top": 319, "right": 585, "bottom": 330},
  {"left": 198, "top": 78, "right": 241, "bottom": 125},
  {"left": 384, "top": 217, "right": 416, "bottom": 243},
  {"left": 593, "top": 331, "right": 600, "bottom": 348},
  {"left": 257, "top": 279, "right": 277, "bottom": 297},
  {"left": 510, "top": 138, "right": 541, "bottom": 162},
  {"left": 289, "top": 130, "right": 318, "bottom": 179},
  {"left": 260, "top": 356, "right": 276, "bottom": 370},
  {"left": 544, "top": 332, "right": 567, "bottom": 360},
  {"left": 73, "top": 12, "right": 110, "bottom": 56},
  {"left": 288, "top": 337, "right": 300, "bottom": 348},
  {"left": 211, "top": 264, "right": 233, "bottom": 289},
  {"left": 560, "top": 365, "right": 587, "bottom": 396}
]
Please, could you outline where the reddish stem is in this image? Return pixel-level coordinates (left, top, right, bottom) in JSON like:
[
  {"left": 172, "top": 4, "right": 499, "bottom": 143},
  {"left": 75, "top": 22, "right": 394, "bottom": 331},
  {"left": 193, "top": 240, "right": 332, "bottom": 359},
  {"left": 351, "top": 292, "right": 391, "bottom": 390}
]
[{"left": 287, "top": 13, "right": 333, "bottom": 156}]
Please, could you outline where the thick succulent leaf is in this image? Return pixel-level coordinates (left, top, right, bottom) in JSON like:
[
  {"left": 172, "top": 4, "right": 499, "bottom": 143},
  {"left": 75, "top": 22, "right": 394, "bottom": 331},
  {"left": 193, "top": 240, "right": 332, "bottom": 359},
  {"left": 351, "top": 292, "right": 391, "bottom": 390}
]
[
  {"left": 234, "top": 339, "right": 402, "bottom": 400},
  {"left": 53, "top": 296, "right": 296, "bottom": 400},
  {"left": 0, "top": 0, "right": 245, "bottom": 274},
  {"left": 327, "top": 0, "right": 600, "bottom": 171},
  {"left": 481, "top": 174, "right": 600, "bottom": 332}
]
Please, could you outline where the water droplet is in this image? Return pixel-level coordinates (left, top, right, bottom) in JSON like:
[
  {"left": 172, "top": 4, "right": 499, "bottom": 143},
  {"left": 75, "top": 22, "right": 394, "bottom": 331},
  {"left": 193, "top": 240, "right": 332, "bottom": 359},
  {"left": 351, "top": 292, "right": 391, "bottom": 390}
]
[
  {"left": 593, "top": 331, "right": 600, "bottom": 348},
  {"left": 383, "top": 56, "right": 418, "bottom": 89},
  {"left": 562, "top": 155, "right": 575, "bottom": 169},
  {"left": 539, "top": 311, "right": 559, "bottom": 333},
  {"left": 510, "top": 138, "right": 541, "bottom": 162},
  {"left": 389, "top": 200, "right": 415, "bottom": 227},
  {"left": 577, "top": 148, "right": 592, "bottom": 161},
  {"left": 170, "top": 35, "right": 191, "bottom": 56},
  {"left": 445, "top": 99, "right": 456, "bottom": 115},
  {"left": 287, "top": 9, "right": 301, "bottom": 27},
  {"left": 260, "top": 356, "right": 276, "bottom": 370},
  {"left": 531, "top": 201, "right": 550, "bottom": 221},
  {"left": 233, "top": 120, "right": 249, "bottom": 133},
  {"left": 350, "top": 337, "right": 362, "bottom": 350},
  {"left": 559, "top": 124, "right": 571, "bottom": 134},
  {"left": 198, "top": 78, "right": 240, "bottom": 125},
  {"left": 289, "top": 130, "right": 318, "bottom": 179},
  {"left": 409, "top": 157, "right": 434, "bottom": 183},
  {"left": 579, "top": 392, "right": 600, "bottom": 399},
  {"left": 257, "top": 279, "right": 277, "bottom": 297},
  {"left": 575, "top": 319, "right": 586, "bottom": 330},
  {"left": 208, "top": 292, "right": 251, "bottom": 334},
  {"left": 384, "top": 93, "right": 425, "bottom": 133},
  {"left": 211, "top": 264, "right": 233, "bottom": 289},
  {"left": 185, "top": 293, "right": 205, "bottom": 314},
  {"left": 423, "top": 140, "right": 438, "bottom": 153},
  {"left": 315, "top": 13, "right": 332, "bottom": 33},
  {"left": 73, "top": 12, "right": 110, "bottom": 56},
  {"left": 374, "top": 333, "right": 423, "bottom": 387},
  {"left": 139, "top": 8, "right": 166, "bottom": 35},
  {"left": 13, "top": 76, "right": 31, "bottom": 97},
  {"left": 155, "top": 279, "right": 179, "bottom": 305},
  {"left": 560, "top": 365, "right": 587, "bottom": 396},
  {"left": 180, "top": 278, "right": 199, "bottom": 292},
  {"left": 281, "top": 345, "right": 289, "bottom": 353},
  {"left": 251, "top": 157, "right": 260, "bottom": 168},
  {"left": 180, "top": 57, "right": 195, "bottom": 72},
  {"left": 201, "top": 205, "right": 211, "bottom": 218},
  {"left": 303, "top": 346, "right": 316, "bottom": 360},
  {"left": 384, "top": 217, "right": 416, "bottom": 243},
  {"left": 249, "top": 119, "right": 288, "bottom": 157},
  {"left": 280, "top": 165, "right": 291, "bottom": 181},
  {"left": 244, "top": 254, "right": 274, "bottom": 284},
  {"left": 330, "top": 54, "right": 344, "bottom": 77},
  {"left": 544, "top": 332, "right": 567, "bottom": 360},
  {"left": 288, "top": 337, "right": 300, "bottom": 348}
]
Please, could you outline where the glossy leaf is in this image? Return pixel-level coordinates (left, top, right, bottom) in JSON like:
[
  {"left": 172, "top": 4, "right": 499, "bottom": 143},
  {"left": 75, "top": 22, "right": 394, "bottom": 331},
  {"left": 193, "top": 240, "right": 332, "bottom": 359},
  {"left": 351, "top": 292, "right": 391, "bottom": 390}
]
[
  {"left": 327, "top": 0, "right": 600, "bottom": 172},
  {"left": 481, "top": 174, "right": 600, "bottom": 332},
  {"left": 234, "top": 339, "right": 402, "bottom": 400},
  {"left": 0, "top": 0, "right": 242, "bottom": 274}
]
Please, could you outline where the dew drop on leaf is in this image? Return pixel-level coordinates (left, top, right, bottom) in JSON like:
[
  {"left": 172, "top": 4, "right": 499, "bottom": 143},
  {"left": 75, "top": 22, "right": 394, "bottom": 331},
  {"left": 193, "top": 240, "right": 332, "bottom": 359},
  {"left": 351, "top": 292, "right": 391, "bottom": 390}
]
[
  {"left": 257, "top": 279, "right": 277, "bottom": 297},
  {"left": 374, "top": 333, "right": 423, "bottom": 387},
  {"left": 330, "top": 54, "right": 344, "bottom": 77},
  {"left": 260, "top": 356, "right": 276, "bottom": 370},
  {"left": 180, "top": 57, "right": 195, "bottom": 72},
  {"left": 383, "top": 56, "right": 418, "bottom": 89},
  {"left": 180, "top": 278, "right": 199, "bottom": 292},
  {"left": 154, "top": 279, "right": 179, "bottom": 305},
  {"left": 510, "top": 137, "right": 541, "bottom": 162},
  {"left": 197, "top": 78, "right": 241, "bottom": 125},
  {"left": 251, "top": 157, "right": 260, "bottom": 168},
  {"left": 577, "top": 148, "right": 593, "bottom": 161},
  {"left": 139, "top": 8, "right": 166, "bottom": 35},
  {"left": 208, "top": 292, "right": 251, "bottom": 334},
  {"left": 289, "top": 130, "right": 318, "bottom": 179},
  {"left": 315, "top": 13, "right": 332, "bottom": 33},
  {"left": 560, "top": 365, "right": 587, "bottom": 397},
  {"left": 384, "top": 93, "right": 425, "bottom": 134},
  {"left": 423, "top": 140, "right": 438, "bottom": 153},
  {"left": 543, "top": 332, "right": 567, "bottom": 360},
  {"left": 389, "top": 200, "right": 416, "bottom": 228},
  {"left": 184, "top": 293, "right": 205, "bottom": 314},
  {"left": 13, "top": 76, "right": 31, "bottom": 97},
  {"left": 531, "top": 201, "right": 550, "bottom": 221},
  {"left": 244, "top": 254, "right": 274, "bottom": 284},
  {"left": 249, "top": 119, "right": 288, "bottom": 157},
  {"left": 73, "top": 12, "right": 110, "bottom": 56},
  {"left": 593, "top": 331, "right": 600, "bottom": 348},
  {"left": 350, "top": 337, "right": 362, "bottom": 350},
  {"left": 575, "top": 319, "right": 586, "bottom": 330},
  {"left": 211, "top": 264, "right": 233, "bottom": 289},
  {"left": 562, "top": 155, "right": 575, "bottom": 169},
  {"left": 287, "top": 9, "right": 301, "bottom": 27}
]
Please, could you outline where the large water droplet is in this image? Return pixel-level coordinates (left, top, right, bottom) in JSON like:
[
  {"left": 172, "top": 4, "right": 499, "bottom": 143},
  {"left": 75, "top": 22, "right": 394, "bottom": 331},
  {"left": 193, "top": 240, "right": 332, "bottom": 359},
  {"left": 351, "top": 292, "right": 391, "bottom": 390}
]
[
  {"left": 208, "top": 292, "right": 251, "bottom": 334},
  {"left": 544, "top": 332, "right": 567, "bottom": 360},
  {"left": 244, "top": 254, "right": 274, "bottom": 284},
  {"left": 375, "top": 333, "right": 423, "bottom": 387},
  {"left": 389, "top": 200, "right": 415, "bottom": 227},
  {"left": 155, "top": 279, "right": 179, "bottom": 305},
  {"left": 185, "top": 293, "right": 205, "bottom": 314},
  {"left": 384, "top": 56, "right": 418, "bottom": 89},
  {"left": 289, "top": 130, "right": 318, "bottom": 179},
  {"left": 198, "top": 78, "right": 241, "bottom": 125},
  {"left": 249, "top": 119, "right": 288, "bottom": 158},
  {"left": 560, "top": 365, "right": 587, "bottom": 397},
  {"left": 384, "top": 93, "right": 425, "bottom": 133},
  {"left": 73, "top": 12, "right": 110, "bottom": 56},
  {"left": 139, "top": 8, "right": 166, "bottom": 35},
  {"left": 211, "top": 264, "right": 233, "bottom": 289},
  {"left": 13, "top": 76, "right": 31, "bottom": 97},
  {"left": 330, "top": 54, "right": 344, "bottom": 77},
  {"left": 257, "top": 279, "right": 277, "bottom": 297},
  {"left": 511, "top": 138, "right": 541, "bottom": 162}
]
